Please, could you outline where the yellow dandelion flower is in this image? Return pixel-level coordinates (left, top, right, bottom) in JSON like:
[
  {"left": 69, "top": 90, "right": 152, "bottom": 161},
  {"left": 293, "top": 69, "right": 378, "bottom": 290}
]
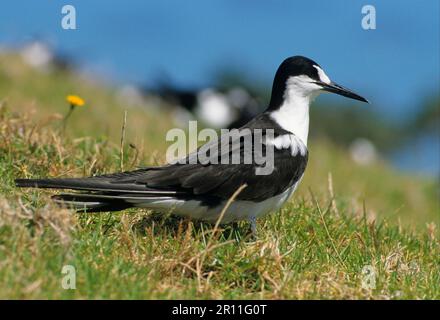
[{"left": 66, "top": 95, "right": 85, "bottom": 107}]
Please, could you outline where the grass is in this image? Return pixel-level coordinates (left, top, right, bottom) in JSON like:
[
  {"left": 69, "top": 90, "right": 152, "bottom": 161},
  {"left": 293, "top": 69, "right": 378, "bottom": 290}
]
[{"left": 0, "top": 53, "right": 439, "bottom": 299}]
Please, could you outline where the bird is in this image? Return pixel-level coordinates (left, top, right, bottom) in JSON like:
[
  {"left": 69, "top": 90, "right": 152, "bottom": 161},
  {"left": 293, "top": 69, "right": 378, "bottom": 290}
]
[
  {"left": 148, "top": 80, "right": 261, "bottom": 129},
  {"left": 15, "top": 56, "right": 368, "bottom": 233}
]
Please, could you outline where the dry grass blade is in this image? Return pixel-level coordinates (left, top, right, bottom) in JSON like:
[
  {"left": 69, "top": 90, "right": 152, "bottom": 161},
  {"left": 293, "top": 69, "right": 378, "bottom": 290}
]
[
  {"left": 309, "top": 189, "right": 347, "bottom": 270},
  {"left": 328, "top": 172, "right": 339, "bottom": 216},
  {"left": 194, "top": 183, "right": 247, "bottom": 292},
  {"left": 209, "top": 183, "right": 248, "bottom": 243},
  {"left": 120, "top": 110, "right": 128, "bottom": 172}
]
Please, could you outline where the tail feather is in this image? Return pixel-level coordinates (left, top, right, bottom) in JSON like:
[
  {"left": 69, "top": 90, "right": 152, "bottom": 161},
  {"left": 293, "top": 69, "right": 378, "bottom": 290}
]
[
  {"left": 50, "top": 193, "right": 132, "bottom": 212},
  {"left": 15, "top": 177, "right": 177, "bottom": 194},
  {"left": 15, "top": 174, "right": 179, "bottom": 213},
  {"left": 15, "top": 176, "right": 180, "bottom": 193}
]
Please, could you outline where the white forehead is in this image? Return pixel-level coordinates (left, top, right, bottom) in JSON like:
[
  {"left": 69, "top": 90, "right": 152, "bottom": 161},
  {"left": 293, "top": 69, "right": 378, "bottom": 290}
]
[{"left": 313, "top": 65, "right": 331, "bottom": 84}]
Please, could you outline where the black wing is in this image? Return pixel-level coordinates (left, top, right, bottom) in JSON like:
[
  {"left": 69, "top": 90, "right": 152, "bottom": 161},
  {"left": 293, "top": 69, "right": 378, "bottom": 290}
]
[
  {"left": 139, "top": 133, "right": 307, "bottom": 201},
  {"left": 136, "top": 114, "right": 308, "bottom": 201},
  {"left": 16, "top": 114, "right": 308, "bottom": 205}
]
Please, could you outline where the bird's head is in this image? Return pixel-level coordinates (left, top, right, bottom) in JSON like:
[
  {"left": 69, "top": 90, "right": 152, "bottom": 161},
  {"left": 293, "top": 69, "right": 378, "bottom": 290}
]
[{"left": 269, "top": 56, "right": 368, "bottom": 109}]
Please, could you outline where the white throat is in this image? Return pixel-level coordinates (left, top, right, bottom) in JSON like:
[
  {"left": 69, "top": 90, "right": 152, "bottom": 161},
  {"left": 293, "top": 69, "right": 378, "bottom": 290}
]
[{"left": 269, "top": 76, "right": 319, "bottom": 146}]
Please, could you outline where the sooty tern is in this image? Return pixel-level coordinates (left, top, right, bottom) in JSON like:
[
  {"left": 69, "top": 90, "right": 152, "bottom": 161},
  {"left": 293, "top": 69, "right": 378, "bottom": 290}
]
[{"left": 15, "top": 56, "right": 368, "bottom": 232}]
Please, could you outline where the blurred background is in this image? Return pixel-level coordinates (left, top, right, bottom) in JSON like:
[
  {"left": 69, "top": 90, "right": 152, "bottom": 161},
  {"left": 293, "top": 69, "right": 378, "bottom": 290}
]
[{"left": 0, "top": 0, "right": 438, "bottom": 175}]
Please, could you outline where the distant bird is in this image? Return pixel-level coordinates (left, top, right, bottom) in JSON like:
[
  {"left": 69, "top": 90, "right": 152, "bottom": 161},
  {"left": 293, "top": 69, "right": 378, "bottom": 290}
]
[
  {"left": 149, "top": 82, "right": 261, "bottom": 129},
  {"left": 20, "top": 40, "right": 73, "bottom": 72},
  {"left": 15, "top": 56, "right": 368, "bottom": 232},
  {"left": 349, "top": 138, "right": 377, "bottom": 165}
]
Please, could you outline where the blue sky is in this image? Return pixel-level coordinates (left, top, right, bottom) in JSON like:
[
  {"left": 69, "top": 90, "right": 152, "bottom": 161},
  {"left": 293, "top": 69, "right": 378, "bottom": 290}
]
[{"left": 1, "top": 0, "right": 439, "bottom": 119}]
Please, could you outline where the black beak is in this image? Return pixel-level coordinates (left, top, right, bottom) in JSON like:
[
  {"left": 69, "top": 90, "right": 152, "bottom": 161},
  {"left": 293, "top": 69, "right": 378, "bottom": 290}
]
[{"left": 318, "top": 81, "right": 369, "bottom": 103}]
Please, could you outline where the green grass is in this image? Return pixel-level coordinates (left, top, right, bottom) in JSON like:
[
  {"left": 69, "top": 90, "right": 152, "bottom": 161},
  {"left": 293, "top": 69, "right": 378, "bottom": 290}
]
[{"left": 0, "top": 53, "right": 438, "bottom": 299}]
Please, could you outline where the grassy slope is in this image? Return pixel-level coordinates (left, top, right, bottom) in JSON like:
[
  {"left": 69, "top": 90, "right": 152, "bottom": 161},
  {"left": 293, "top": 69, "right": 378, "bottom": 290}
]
[{"left": 0, "top": 53, "right": 438, "bottom": 299}]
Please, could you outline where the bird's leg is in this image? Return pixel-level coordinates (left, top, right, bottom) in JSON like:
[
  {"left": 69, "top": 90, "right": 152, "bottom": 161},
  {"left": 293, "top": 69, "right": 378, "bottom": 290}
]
[
  {"left": 249, "top": 216, "right": 257, "bottom": 238},
  {"left": 228, "top": 222, "right": 240, "bottom": 239}
]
